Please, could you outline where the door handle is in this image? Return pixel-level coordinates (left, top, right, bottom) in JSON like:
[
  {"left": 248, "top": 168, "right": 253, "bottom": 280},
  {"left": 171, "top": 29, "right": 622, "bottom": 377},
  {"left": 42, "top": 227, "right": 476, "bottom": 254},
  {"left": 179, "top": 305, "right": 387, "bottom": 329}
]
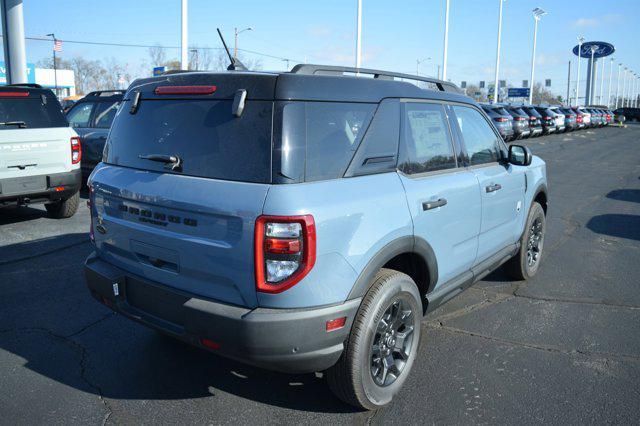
[
  {"left": 485, "top": 183, "right": 502, "bottom": 193},
  {"left": 422, "top": 198, "right": 447, "bottom": 211}
]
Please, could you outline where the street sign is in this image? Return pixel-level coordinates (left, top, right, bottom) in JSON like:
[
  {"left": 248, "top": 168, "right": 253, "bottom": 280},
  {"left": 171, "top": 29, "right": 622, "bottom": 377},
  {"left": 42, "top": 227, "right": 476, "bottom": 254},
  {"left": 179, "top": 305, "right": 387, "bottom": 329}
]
[
  {"left": 545, "top": 79, "right": 551, "bottom": 87},
  {"left": 572, "top": 41, "right": 615, "bottom": 58},
  {"left": 499, "top": 80, "right": 506, "bottom": 88},
  {"left": 508, "top": 88, "right": 530, "bottom": 98},
  {"left": 522, "top": 80, "right": 528, "bottom": 88},
  {"left": 479, "top": 81, "right": 485, "bottom": 89},
  {"left": 153, "top": 66, "right": 166, "bottom": 76},
  {"left": 460, "top": 81, "right": 467, "bottom": 89}
]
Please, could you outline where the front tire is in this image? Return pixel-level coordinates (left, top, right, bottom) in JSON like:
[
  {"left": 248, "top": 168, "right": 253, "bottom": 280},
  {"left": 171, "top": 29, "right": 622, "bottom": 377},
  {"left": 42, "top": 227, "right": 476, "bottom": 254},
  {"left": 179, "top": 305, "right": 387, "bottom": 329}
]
[
  {"left": 504, "top": 201, "right": 546, "bottom": 280},
  {"left": 326, "top": 269, "right": 422, "bottom": 410},
  {"left": 45, "top": 191, "right": 79, "bottom": 219}
]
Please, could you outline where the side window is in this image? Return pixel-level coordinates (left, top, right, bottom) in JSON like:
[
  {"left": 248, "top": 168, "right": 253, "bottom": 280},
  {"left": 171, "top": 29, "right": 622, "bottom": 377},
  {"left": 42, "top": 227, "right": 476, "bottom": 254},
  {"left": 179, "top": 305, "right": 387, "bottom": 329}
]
[
  {"left": 93, "top": 101, "right": 120, "bottom": 128},
  {"left": 345, "top": 99, "right": 400, "bottom": 177},
  {"left": 399, "top": 102, "right": 457, "bottom": 175},
  {"left": 67, "top": 102, "right": 94, "bottom": 128},
  {"left": 451, "top": 105, "right": 501, "bottom": 166}
]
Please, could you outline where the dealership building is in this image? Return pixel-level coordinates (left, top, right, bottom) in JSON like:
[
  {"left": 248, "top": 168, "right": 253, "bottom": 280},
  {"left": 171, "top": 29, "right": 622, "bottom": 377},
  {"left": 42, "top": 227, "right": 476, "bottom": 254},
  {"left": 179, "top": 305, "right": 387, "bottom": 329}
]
[{"left": 0, "top": 61, "right": 76, "bottom": 97}]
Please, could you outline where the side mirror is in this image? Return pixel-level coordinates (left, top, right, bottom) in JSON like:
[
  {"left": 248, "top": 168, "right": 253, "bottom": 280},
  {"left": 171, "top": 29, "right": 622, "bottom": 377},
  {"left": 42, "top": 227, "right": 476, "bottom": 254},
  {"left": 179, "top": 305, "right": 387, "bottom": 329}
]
[{"left": 508, "top": 144, "right": 532, "bottom": 166}]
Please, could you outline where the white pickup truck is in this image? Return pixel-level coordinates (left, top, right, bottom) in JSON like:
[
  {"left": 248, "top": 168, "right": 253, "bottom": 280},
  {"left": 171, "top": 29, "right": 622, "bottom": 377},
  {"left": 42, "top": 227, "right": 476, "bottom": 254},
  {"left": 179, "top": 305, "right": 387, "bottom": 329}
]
[{"left": 0, "top": 84, "right": 81, "bottom": 218}]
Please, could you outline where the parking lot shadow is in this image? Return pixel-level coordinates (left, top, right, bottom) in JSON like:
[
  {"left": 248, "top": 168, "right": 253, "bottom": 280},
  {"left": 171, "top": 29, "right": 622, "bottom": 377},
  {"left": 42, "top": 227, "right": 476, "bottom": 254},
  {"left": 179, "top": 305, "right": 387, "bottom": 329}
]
[
  {"left": 0, "top": 205, "right": 48, "bottom": 225},
  {"left": 0, "top": 233, "right": 360, "bottom": 414},
  {"left": 586, "top": 214, "right": 640, "bottom": 241},
  {"left": 606, "top": 189, "right": 640, "bottom": 203}
]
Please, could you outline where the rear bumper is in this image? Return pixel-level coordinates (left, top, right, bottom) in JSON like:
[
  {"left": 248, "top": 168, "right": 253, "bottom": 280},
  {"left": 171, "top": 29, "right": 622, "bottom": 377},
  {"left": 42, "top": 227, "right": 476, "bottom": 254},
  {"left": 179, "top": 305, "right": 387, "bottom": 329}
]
[
  {"left": 84, "top": 253, "right": 360, "bottom": 374},
  {"left": 0, "top": 169, "right": 81, "bottom": 206}
]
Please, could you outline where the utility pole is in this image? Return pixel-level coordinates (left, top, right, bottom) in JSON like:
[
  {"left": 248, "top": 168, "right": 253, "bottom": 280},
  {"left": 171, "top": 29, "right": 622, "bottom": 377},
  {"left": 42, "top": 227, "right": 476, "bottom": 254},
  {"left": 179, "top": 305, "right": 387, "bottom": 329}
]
[
  {"left": 493, "top": 0, "right": 505, "bottom": 103},
  {"left": 1, "top": 0, "right": 28, "bottom": 84},
  {"left": 622, "top": 67, "right": 628, "bottom": 107},
  {"left": 528, "top": 8, "right": 546, "bottom": 105},
  {"left": 566, "top": 60, "right": 571, "bottom": 106},
  {"left": 575, "top": 36, "right": 584, "bottom": 106},
  {"left": 442, "top": 0, "right": 450, "bottom": 81},
  {"left": 46, "top": 33, "right": 58, "bottom": 96},
  {"left": 607, "top": 58, "right": 614, "bottom": 108},
  {"left": 181, "top": 0, "right": 188, "bottom": 70},
  {"left": 355, "top": 0, "right": 362, "bottom": 68}
]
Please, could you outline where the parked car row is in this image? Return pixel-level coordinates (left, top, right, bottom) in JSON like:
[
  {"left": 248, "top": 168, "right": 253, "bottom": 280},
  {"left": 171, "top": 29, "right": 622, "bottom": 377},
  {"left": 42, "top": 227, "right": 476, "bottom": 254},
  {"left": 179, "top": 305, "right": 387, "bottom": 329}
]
[{"left": 480, "top": 103, "right": 615, "bottom": 142}]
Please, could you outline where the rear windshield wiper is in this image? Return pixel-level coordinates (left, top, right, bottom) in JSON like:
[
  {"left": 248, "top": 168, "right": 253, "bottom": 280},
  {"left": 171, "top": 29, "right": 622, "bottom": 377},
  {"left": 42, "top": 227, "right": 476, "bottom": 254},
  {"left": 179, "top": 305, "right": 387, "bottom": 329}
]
[
  {"left": 0, "top": 121, "right": 27, "bottom": 128},
  {"left": 138, "top": 153, "right": 183, "bottom": 171}
]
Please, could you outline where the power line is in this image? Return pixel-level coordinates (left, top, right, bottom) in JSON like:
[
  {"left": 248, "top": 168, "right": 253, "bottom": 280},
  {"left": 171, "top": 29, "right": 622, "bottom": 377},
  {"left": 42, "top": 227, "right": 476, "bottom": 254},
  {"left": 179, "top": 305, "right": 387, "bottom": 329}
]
[{"left": 0, "top": 34, "right": 305, "bottom": 63}]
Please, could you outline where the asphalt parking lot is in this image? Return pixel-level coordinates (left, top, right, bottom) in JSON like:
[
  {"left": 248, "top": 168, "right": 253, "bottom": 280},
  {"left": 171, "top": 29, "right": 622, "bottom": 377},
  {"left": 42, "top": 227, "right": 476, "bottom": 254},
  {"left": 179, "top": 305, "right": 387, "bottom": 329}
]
[{"left": 1, "top": 125, "right": 639, "bottom": 425}]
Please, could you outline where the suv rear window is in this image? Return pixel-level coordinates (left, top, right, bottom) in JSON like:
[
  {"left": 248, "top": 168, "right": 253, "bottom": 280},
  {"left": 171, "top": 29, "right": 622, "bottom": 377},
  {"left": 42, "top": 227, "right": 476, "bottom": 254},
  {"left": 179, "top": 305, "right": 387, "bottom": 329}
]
[
  {"left": 0, "top": 97, "right": 68, "bottom": 129},
  {"left": 105, "top": 99, "right": 272, "bottom": 183}
]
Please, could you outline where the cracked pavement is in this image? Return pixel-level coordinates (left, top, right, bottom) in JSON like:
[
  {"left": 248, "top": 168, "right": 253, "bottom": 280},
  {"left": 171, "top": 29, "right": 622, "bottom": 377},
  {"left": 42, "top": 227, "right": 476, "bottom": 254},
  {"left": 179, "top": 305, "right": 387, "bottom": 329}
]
[{"left": 1, "top": 125, "right": 639, "bottom": 424}]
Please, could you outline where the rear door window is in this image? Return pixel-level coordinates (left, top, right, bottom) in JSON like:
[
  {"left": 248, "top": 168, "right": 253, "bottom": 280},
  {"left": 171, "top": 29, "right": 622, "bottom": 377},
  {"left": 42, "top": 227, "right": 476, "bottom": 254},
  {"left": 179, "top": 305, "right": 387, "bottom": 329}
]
[
  {"left": 0, "top": 97, "right": 68, "bottom": 129},
  {"left": 67, "top": 102, "right": 95, "bottom": 128},
  {"left": 399, "top": 102, "right": 457, "bottom": 175},
  {"left": 105, "top": 99, "right": 273, "bottom": 183},
  {"left": 93, "top": 101, "right": 120, "bottom": 128},
  {"left": 451, "top": 105, "right": 501, "bottom": 166}
]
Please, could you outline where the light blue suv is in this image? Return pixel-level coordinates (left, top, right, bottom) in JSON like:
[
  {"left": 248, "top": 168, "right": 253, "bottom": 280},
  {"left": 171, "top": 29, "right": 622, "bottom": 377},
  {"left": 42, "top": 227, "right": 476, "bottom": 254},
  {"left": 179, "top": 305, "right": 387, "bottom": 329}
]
[{"left": 84, "top": 65, "right": 548, "bottom": 409}]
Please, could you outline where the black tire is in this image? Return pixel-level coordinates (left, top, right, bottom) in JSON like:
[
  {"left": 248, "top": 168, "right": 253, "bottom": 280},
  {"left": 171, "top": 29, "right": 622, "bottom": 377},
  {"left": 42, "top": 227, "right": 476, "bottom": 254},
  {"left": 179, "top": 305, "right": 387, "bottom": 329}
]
[
  {"left": 45, "top": 191, "right": 79, "bottom": 219},
  {"left": 326, "top": 269, "right": 422, "bottom": 410},
  {"left": 504, "top": 201, "right": 546, "bottom": 280}
]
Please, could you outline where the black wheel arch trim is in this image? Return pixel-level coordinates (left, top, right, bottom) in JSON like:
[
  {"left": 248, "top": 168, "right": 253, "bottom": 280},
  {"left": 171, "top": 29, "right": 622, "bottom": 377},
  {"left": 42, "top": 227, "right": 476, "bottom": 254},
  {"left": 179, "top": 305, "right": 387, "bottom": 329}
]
[{"left": 347, "top": 235, "right": 438, "bottom": 301}]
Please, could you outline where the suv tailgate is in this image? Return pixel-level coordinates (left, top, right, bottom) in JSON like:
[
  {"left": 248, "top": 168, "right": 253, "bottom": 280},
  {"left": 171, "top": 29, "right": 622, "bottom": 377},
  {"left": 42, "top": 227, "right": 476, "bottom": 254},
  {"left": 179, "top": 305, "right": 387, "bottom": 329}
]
[{"left": 91, "top": 165, "right": 268, "bottom": 308}]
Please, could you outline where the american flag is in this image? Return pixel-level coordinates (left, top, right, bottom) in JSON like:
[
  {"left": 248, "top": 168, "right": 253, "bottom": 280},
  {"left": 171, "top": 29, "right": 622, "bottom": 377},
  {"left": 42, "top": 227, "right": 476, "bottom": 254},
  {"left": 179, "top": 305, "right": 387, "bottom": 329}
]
[{"left": 53, "top": 39, "right": 62, "bottom": 52}]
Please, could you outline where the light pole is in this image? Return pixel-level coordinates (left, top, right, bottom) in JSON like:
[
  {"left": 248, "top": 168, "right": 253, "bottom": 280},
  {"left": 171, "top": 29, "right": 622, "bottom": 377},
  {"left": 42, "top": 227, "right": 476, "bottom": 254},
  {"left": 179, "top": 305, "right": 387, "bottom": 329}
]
[
  {"left": 234, "top": 27, "right": 253, "bottom": 61},
  {"left": 416, "top": 57, "right": 432, "bottom": 76},
  {"left": 622, "top": 67, "right": 628, "bottom": 107},
  {"left": 493, "top": 0, "right": 505, "bottom": 103},
  {"left": 574, "top": 36, "right": 584, "bottom": 106},
  {"left": 615, "top": 63, "right": 621, "bottom": 108},
  {"left": 528, "top": 7, "right": 546, "bottom": 105},
  {"left": 356, "top": 0, "right": 362, "bottom": 68},
  {"left": 598, "top": 54, "right": 605, "bottom": 104},
  {"left": 588, "top": 45, "right": 597, "bottom": 105},
  {"left": 46, "top": 33, "right": 58, "bottom": 96},
  {"left": 442, "top": 0, "right": 450, "bottom": 81},
  {"left": 607, "top": 58, "right": 614, "bottom": 108},
  {"left": 282, "top": 58, "right": 290, "bottom": 70},
  {"left": 181, "top": 0, "right": 188, "bottom": 70}
]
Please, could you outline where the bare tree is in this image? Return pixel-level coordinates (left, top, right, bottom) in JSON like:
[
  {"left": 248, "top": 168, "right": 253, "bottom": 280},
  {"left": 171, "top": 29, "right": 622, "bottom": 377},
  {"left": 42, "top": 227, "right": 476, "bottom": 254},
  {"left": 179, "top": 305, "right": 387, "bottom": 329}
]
[
  {"left": 148, "top": 44, "right": 167, "bottom": 68},
  {"left": 532, "top": 82, "right": 561, "bottom": 105}
]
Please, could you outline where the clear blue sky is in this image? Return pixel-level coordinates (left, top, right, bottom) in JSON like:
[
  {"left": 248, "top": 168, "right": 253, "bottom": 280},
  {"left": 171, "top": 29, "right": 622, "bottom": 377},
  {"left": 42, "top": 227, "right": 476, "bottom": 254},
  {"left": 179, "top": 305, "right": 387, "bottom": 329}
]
[{"left": 3, "top": 0, "right": 640, "bottom": 97}]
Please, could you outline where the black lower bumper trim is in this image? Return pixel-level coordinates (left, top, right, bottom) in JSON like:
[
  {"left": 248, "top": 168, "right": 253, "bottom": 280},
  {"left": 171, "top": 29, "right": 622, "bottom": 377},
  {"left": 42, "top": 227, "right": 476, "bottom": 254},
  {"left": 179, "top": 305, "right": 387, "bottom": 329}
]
[
  {"left": 84, "top": 253, "right": 361, "bottom": 373},
  {"left": 0, "top": 169, "right": 81, "bottom": 205}
]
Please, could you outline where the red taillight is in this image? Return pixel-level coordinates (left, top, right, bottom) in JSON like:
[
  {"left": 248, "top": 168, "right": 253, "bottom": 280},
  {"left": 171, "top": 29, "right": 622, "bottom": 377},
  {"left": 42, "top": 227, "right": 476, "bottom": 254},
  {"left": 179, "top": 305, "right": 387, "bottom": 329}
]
[
  {"left": 326, "top": 317, "right": 347, "bottom": 332},
  {"left": 71, "top": 136, "right": 82, "bottom": 164},
  {"left": 544, "top": 116, "right": 552, "bottom": 120},
  {"left": 530, "top": 116, "right": 537, "bottom": 121},
  {"left": 495, "top": 117, "right": 508, "bottom": 122},
  {"left": 0, "top": 91, "right": 29, "bottom": 97},
  {"left": 200, "top": 338, "right": 221, "bottom": 350},
  {"left": 576, "top": 116, "right": 583, "bottom": 123},
  {"left": 154, "top": 85, "right": 217, "bottom": 95},
  {"left": 255, "top": 215, "right": 316, "bottom": 294},
  {"left": 514, "top": 116, "right": 526, "bottom": 121}
]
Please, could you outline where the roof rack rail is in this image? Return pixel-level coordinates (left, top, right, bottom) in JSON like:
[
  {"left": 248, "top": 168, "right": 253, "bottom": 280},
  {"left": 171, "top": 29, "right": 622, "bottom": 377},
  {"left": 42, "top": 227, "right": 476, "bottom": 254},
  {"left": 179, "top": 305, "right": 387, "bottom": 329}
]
[
  {"left": 290, "top": 64, "right": 461, "bottom": 93},
  {"left": 5, "top": 83, "right": 43, "bottom": 89},
  {"left": 85, "top": 90, "right": 126, "bottom": 97}
]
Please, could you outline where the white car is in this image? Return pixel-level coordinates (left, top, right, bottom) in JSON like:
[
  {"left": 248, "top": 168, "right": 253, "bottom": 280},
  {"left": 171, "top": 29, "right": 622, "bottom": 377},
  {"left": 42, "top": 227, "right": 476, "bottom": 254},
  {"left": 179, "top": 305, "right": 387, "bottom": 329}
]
[{"left": 0, "top": 84, "right": 81, "bottom": 218}]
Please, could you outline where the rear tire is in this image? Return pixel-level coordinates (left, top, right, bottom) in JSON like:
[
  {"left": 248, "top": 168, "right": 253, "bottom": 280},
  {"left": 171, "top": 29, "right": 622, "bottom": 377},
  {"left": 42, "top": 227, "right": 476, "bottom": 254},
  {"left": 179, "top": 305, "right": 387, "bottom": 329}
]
[
  {"left": 326, "top": 269, "right": 422, "bottom": 410},
  {"left": 504, "top": 201, "right": 546, "bottom": 280},
  {"left": 45, "top": 191, "right": 79, "bottom": 219}
]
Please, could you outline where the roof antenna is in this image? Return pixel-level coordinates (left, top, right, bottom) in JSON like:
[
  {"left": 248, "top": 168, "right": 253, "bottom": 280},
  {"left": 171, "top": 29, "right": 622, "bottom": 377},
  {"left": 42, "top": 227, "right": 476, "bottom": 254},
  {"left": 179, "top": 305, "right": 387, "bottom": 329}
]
[{"left": 217, "top": 28, "right": 248, "bottom": 71}]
